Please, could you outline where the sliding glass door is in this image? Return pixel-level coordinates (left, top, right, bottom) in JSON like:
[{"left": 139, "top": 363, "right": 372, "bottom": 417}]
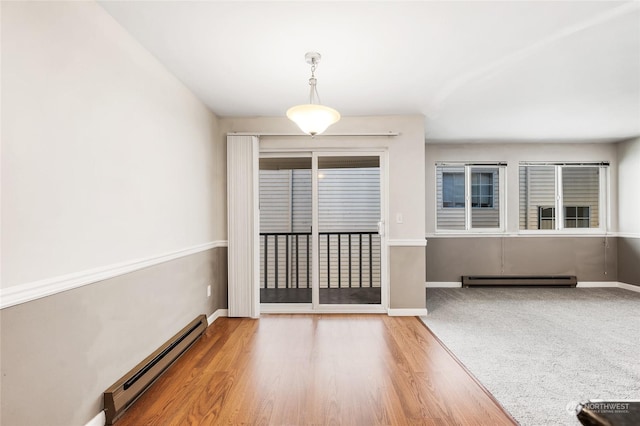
[
  {"left": 259, "top": 156, "right": 312, "bottom": 304},
  {"left": 317, "top": 155, "right": 382, "bottom": 305},
  {"left": 259, "top": 152, "right": 385, "bottom": 312}
]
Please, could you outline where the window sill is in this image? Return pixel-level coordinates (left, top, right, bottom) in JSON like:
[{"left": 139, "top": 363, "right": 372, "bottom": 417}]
[
  {"left": 428, "top": 231, "right": 612, "bottom": 238},
  {"left": 517, "top": 230, "right": 610, "bottom": 237},
  {"left": 432, "top": 230, "right": 505, "bottom": 236}
]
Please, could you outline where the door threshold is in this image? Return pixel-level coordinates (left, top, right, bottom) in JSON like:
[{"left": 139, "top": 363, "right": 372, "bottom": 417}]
[{"left": 260, "top": 303, "right": 387, "bottom": 314}]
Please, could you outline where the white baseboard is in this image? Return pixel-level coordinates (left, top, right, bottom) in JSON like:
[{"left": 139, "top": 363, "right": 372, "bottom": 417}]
[
  {"left": 1, "top": 240, "right": 228, "bottom": 310},
  {"left": 388, "top": 308, "right": 428, "bottom": 316},
  {"left": 426, "top": 282, "right": 462, "bottom": 288},
  {"left": 84, "top": 410, "right": 105, "bottom": 426},
  {"left": 577, "top": 281, "right": 619, "bottom": 288},
  {"left": 426, "top": 281, "right": 640, "bottom": 293},
  {"left": 207, "top": 308, "right": 228, "bottom": 325},
  {"left": 578, "top": 282, "right": 640, "bottom": 293},
  {"left": 618, "top": 282, "right": 640, "bottom": 293}
]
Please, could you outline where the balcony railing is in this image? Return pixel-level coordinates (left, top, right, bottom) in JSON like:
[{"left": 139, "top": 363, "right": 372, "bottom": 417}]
[
  {"left": 261, "top": 232, "right": 311, "bottom": 290},
  {"left": 259, "top": 232, "right": 380, "bottom": 290}
]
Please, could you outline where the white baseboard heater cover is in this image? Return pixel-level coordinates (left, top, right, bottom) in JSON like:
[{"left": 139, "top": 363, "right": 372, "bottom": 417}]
[
  {"left": 103, "top": 314, "right": 208, "bottom": 425},
  {"left": 462, "top": 275, "right": 577, "bottom": 287}
]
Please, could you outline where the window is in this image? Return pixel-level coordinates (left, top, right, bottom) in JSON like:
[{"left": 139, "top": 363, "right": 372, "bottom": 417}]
[
  {"left": 564, "top": 206, "right": 590, "bottom": 228},
  {"left": 538, "top": 206, "right": 591, "bottom": 229},
  {"left": 538, "top": 207, "right": 555, "bottom": 230},
  {"left": 472, "top": 172, "right": 494, "bottom": 208},
  {"left": 520, "top": 164, "right": 606, "bottom": 231},
  {"left": 442, "top": 172, "right": 464, "bottom": 208},
  {"left": 437, "top": 164, "right": 504, "bottom": 231}
]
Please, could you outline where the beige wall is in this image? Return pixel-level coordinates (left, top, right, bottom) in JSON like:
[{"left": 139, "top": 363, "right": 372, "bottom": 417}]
[
  {"left": 1, "top": 1, "right": 222, "bottom": 289},
  {"left": 617, "top": 137, "right": 640, "bottom": 286},
  {"left": 221, "top": 116, "right": 427, "bottom": 309},
  {"left": 390, "top": 246, "right": 426, "bottom": 309},
  {"left": 617, "top": 137, "right": 640, "bottom": 235},
  {"left": 1, "top": 2, "right": 226, "bottom": 424},
  {"left": 618, "top": 238, "right": 640, "bottom": 286},
  {"left": 427, "top": 237, "right": 616, "bottom": 282}
]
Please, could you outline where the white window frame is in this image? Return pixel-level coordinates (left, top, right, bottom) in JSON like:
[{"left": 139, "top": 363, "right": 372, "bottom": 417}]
[
  {"left": 436, "top": 164, "right": 506, "bottom": 233},
  {"left": 518, "top": 163, "right": 608, "bottom": 234}
]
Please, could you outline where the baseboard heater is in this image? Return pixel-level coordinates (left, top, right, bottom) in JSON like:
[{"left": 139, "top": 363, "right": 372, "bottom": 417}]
[
  {"left": 103, "top": 314, "right": 208, "bottom": 425},
  {"left": 462, "top": 275, "right": 577, "bottom": 288}
]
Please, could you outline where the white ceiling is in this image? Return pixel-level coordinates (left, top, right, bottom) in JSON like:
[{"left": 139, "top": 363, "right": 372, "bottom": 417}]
[{"left": 99, "top": 1, "right": 640, "bottom": 142}]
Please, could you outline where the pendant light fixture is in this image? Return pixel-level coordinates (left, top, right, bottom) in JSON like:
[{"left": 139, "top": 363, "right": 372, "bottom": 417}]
[{"left": 286, "top": 52, "right": 340, "bottom": 136}]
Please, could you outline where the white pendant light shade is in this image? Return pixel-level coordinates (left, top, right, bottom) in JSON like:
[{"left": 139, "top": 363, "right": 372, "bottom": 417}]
[
  {"left": 286, "top": 104, "right": 341, "bottom": 136},
  {"left": 287, "top": 52, "right": 340, "bottom": 136}
]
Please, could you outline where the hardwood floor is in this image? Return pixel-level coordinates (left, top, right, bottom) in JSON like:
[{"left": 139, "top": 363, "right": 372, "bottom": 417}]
[{"left": 117, "top": 315, "right": 516, "bottom": 425}]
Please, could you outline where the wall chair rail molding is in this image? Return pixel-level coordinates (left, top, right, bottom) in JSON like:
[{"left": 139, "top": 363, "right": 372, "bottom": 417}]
[
  {"left": 388, "top": 308, "right": 429, "bottom": 316},
  {"left": 0, "top": 241, "right": 227, "bottom": 309},
  {"left": 229, "top": 132, "right": 400, "bottom": 137},
  {"left": 387, "top": 239, "right": 427, "bottom": 246},
  {"left": 426, "top": 233, "right": 616, "bottom": 238}
]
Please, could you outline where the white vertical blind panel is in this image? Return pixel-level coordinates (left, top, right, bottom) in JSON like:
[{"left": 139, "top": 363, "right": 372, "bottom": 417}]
[{"left": 227, "top": 135, "right": 259, "bottom": 317}]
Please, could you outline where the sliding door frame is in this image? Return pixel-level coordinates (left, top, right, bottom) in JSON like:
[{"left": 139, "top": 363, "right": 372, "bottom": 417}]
[{"left": 259, "top": 147, "right": 389, "bottom": 314}]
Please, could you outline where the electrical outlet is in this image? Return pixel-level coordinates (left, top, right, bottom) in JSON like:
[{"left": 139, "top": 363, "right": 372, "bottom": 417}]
[{"left": 207, "top": 285, "right": 211, "bottom": 297}]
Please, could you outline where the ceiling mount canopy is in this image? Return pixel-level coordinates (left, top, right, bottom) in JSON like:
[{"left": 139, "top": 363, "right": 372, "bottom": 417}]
[{"left": 286, "top": 52, "right": 341, "bottom": 137}]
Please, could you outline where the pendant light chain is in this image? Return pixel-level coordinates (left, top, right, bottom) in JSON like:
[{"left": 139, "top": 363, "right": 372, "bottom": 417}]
[{"left": 308, "top": 59, "right": 321, "bottom": 105}]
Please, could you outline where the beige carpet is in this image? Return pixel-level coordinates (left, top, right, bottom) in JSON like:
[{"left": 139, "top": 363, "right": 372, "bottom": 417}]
[{"left": 421, "top": 287, "right": 640, "bottom": 426}]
